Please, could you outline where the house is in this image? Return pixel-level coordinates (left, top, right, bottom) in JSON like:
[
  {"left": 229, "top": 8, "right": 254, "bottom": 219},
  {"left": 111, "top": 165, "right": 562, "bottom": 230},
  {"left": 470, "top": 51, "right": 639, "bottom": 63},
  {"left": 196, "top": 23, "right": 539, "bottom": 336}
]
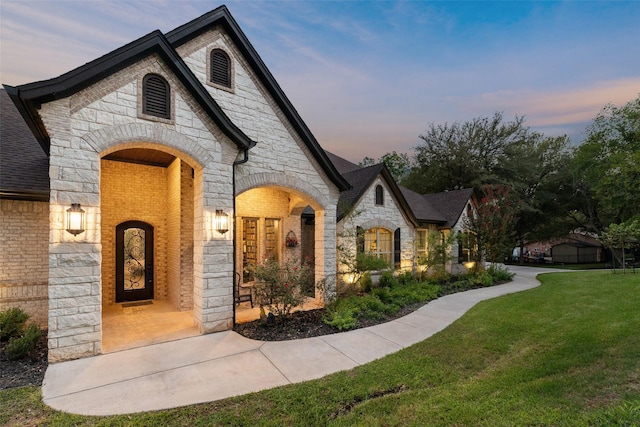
[
  {"left": 1, "top": 5, "right": 476, "bottom": 363},
  {"left": 325, "top": 152, "right": 475, "bottom": 277}
]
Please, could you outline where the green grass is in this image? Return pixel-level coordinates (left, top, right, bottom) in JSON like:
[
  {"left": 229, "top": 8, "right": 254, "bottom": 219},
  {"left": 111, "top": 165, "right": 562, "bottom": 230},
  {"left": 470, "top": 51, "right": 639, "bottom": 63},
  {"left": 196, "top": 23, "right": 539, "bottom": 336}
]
[{"left": 2, "top": 271, "right": 639, "bottom": 426}]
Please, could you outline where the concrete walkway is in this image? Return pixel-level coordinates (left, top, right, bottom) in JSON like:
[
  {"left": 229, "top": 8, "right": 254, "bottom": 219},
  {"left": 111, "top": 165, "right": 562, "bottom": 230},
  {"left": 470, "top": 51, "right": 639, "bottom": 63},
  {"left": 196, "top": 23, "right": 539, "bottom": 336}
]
[{"left": 42, "top": 266, "right": 559, "bottom": 416}]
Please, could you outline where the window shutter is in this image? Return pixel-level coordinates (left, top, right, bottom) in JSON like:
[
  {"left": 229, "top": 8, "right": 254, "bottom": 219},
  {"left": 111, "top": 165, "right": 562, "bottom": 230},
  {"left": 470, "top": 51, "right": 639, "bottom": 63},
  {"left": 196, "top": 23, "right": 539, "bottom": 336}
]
[
  {"left": 356, "top": 226, "right": 364, "bottom": 254},
  {"left": 143, "top": 74, "right": 170, "bottom": 119},
  {"left": 394, "top": 228, "right": 401, "bottom": 269},
  {"left": 211, "top": 50, "right": 231, "bottom": 87},
  {"left": 375, "top": 185, "right": 384, "bottom": 205}
]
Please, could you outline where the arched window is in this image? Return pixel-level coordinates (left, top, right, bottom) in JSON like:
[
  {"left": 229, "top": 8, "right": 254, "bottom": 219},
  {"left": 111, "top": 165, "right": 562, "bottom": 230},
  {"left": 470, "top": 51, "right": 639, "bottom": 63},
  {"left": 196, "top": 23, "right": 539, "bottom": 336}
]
[
  {"left": 142, "top": 74, "right": 170, "bottom": 119},
  {"left": 375, "top": 185, "right": 384, "bottom": 205},
  {"left": 210, "top": 49, "right": 231, "bottom": 87}
]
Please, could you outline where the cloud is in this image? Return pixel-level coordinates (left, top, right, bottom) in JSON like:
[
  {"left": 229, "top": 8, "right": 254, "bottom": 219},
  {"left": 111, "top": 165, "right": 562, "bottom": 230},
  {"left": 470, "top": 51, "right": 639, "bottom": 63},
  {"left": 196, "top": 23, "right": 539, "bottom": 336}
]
[{"left": 472, "top": 77, "right": 640, "bottom": 127}]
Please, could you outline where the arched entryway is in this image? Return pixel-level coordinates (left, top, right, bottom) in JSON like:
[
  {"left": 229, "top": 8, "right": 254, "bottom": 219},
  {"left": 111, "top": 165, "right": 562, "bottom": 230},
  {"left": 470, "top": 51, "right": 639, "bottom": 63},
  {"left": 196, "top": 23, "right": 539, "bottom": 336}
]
[
  {"left": 234, "top": 184, "right": 329, "bottom": 324},
  {"left": 100, "top": 146, "right": 199, "bottom": 352}
]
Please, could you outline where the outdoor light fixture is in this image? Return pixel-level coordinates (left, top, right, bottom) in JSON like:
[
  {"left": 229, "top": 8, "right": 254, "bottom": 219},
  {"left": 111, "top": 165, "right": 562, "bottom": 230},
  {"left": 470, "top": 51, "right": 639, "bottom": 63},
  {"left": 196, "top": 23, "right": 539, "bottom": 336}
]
[
  {"left": 214, "top": 209, "right": 229, "bottom": 235},
  {"left": 66, "top": 203, "right": 86, "bottom": 236}
]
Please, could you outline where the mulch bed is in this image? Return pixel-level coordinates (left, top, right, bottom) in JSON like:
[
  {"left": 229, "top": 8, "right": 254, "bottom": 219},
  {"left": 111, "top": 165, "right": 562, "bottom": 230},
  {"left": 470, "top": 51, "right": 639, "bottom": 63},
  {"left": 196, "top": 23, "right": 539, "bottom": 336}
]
[
  {"left": 234, "top": 303, "right": 424, "bottom": 341},
  {"left": 0, "top": 332, "right": 49, "bottom": 390}
]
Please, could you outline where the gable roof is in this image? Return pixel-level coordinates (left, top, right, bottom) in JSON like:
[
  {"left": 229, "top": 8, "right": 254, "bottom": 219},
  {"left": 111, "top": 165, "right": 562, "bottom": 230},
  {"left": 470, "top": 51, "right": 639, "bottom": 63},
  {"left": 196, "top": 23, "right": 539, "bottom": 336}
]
[
  {"left": 399, "top": 186, "right": 447, "bottom": 225},
  {"left": 2, "top": 5, "right": 349, "bottom": 191},
  {"left": 166, "top": 6, "right": 348, "bottom": 191},
  {"left": 421, "top": 188, "right": 474, "bottom": 228},
  {"left": 336, "top": 162, "right": 419, "bottom": 227},
  {"left": 0, "top": 89, "right": 49, "bottom": 201},
  {"left": 325, "top": 151, "right": 361, "bottom": 175},
  {"left": 4, "top": 28, "right": 255, "bottom": 156}
]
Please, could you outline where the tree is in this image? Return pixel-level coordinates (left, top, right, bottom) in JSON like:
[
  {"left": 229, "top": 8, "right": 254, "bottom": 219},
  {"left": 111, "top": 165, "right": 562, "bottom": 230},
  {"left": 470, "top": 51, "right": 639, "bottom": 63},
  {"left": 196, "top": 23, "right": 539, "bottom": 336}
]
[
  {"left": 464, "top": 185, "right": 519, "bottom": 267},
  {"left": 404, "top": 112, "right": 531, "bottom": 193},
  {"left": 599, "top": 220, "right": 640, "bottom": 273},
  {"left": 568, "top": 95, "right": 640, "bottom": 233},
  {"left": 379, "top": 151, "right": 410, "bottom": 182},
  {"left": 359, "top": 151, "right": 410, "bottom": 182}
]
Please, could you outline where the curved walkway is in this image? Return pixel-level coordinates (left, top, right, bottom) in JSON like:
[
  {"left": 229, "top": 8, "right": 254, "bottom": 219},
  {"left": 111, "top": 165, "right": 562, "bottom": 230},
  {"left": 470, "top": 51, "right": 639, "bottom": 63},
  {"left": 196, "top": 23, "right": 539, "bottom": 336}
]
[{"left": 42, "top": 266, "right": 559, "bottom": 416}]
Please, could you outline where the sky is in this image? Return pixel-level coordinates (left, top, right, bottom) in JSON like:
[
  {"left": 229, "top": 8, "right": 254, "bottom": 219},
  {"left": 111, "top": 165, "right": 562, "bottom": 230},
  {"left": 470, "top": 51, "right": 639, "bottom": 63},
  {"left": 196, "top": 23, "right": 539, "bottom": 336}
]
[{"left": 1, "top": 1, "right": 639, "bottom": 163}]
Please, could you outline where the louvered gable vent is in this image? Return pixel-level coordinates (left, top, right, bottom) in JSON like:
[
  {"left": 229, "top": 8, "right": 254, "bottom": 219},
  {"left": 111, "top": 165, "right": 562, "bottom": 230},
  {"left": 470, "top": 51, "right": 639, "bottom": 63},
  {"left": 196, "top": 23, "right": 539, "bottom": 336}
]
[
  {"left": 210, "top": 49, "right": 231, "bottom": 87},
  {"left": 143, "top": 74, "right": 170, "bottom": 119}
]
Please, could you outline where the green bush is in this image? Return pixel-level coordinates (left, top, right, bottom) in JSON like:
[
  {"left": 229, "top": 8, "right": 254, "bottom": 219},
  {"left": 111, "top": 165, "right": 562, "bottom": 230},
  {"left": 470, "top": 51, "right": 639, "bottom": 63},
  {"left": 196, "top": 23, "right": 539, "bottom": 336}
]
[
  {"left": 0, "top": 307, "right": 30, "bottom": 341},
  {"left": 378, "top": 271, "right": 398, "bottom": 288},
  {"left": 397, "top": 270, "right": 415, "bottom": 285},
  {"left": 360, "top": 272, "right": 373, "bottom": 293},
  {"left": 487, "top": 264, "right": 515, "bottom": 282},
  {"left": 6, "top": 323, "right": 42, "bottom": 360}
]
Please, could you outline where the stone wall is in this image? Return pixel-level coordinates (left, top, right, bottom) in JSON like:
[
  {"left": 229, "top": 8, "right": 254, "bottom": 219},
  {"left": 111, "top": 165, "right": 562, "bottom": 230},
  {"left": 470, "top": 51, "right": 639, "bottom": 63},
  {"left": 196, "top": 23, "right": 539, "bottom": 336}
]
[{"left": 0, "top": 199, "right": 49, "bottom": 326}]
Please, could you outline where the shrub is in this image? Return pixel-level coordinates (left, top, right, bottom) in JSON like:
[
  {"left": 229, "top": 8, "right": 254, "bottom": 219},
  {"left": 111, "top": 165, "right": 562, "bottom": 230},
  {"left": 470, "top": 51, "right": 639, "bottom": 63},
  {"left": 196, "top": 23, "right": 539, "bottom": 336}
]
[
  {"left": 323, "top": 307, "right": 358, "bottom": 331},
  {"left": 487, "top": 264, "right": 515, "bottom": 283},
  {"left": 360, "top": 272, "right": 373, "bottom": 293},
  {"left": 6, "top": 323, "right": 41, "bottom": 360},
  {"left": 0, "top": 307, "right": 30, "bottom": 341},
  {"left": 378, "top": 271, "right": 398, "bottom": 288},
  {"left": 397, "top": 270, "right": 415, "bottom": 285},
  {"left": 252, "top": 257, "right": 313, "bottom": 321}
]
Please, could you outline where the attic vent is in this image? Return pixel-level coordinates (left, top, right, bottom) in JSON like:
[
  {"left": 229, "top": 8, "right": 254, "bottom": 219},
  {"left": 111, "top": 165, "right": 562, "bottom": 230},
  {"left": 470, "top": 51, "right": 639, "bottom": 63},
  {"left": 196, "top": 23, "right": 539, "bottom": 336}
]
[
  {"left": 143, "top": 74, "right": 170, "bottom": 119},
  {"left": 210, "top": 49, "right": 231, "bottom": 87}
]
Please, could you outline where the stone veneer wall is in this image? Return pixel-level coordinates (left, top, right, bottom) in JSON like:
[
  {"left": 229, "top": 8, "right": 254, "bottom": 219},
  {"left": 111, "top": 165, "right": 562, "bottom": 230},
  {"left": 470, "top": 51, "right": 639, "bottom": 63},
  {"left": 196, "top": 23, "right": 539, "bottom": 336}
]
[{"left": 0, "top": 199, "right": 49, "bottom": 326}]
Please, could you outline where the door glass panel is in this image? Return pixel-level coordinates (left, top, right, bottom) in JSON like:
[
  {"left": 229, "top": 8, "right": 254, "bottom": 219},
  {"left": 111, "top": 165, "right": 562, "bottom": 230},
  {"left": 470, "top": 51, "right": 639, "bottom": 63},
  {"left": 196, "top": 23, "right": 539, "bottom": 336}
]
[
  {"left": 124, "top": 227, "right": 146, "bottom": 290},
  {"left": 242, "top": 218, "right": 257, "bottom": 283},
  {"left": 265, "top": 218, "right": 279, "bottom": 261}
]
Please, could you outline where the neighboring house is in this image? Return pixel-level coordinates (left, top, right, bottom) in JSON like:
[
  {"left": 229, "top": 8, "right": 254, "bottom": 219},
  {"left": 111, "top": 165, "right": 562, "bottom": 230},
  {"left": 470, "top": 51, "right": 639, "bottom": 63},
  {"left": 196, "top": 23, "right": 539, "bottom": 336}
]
[
  {"left": 551, "top": 242, "right": 602, "bottom": 264},
  {"left": 0, "top": 6, "right": 477, "bottom": 363},
  {"left": 520, "top": 233, "right": 604, "bottom": 264}
]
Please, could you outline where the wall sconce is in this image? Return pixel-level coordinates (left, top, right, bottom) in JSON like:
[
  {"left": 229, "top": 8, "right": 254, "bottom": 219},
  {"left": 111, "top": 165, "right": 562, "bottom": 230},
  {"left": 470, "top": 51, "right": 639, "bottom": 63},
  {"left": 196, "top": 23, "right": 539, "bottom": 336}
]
[
  {"left": 66, "top": 203, "right": 86, "bottom": 236},
  {"left": 214, "top": 209, "right": 229, "bottom": 235}
]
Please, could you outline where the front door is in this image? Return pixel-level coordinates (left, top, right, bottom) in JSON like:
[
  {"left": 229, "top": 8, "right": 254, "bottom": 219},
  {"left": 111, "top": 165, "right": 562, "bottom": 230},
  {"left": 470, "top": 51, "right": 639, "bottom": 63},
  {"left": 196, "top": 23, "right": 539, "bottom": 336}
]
[{"left": 116, "top": 221, "right": 154, "bottom": 302}]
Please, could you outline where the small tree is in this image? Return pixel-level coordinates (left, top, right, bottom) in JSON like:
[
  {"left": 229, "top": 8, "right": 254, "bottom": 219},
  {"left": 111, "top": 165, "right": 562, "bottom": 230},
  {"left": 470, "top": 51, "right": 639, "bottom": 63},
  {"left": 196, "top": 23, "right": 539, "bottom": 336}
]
[
  {"left": 599, "top": 220, "right": 640, "bottom": 273},
  {"left": 464, "top": 185, "right": 519, "bottom": 268},
  {"left": 416, "top": 230, "right": 456, "bottom": 278}
]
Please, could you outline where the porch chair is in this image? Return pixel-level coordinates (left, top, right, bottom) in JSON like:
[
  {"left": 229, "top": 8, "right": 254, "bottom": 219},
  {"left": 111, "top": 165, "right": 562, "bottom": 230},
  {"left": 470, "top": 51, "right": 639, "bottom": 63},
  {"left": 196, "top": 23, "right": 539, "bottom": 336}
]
[{"left": 235, "top": 272, "right": 253, "bottom": 307}]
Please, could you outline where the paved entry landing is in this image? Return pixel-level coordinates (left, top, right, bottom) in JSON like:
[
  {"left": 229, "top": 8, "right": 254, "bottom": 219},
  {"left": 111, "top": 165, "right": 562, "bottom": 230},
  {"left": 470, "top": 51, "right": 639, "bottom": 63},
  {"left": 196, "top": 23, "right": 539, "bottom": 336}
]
[
  {"left": 102, "top": 300, "right": 198, "bottom": 353},
  {"left": 44, "top": 266, "right": 560, "bottom": 416}
]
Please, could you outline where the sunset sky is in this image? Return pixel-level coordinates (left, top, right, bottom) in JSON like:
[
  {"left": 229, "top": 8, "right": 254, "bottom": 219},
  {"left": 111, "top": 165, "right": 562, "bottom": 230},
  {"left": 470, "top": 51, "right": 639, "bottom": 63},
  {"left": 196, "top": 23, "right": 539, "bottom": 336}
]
[{"left": 2, "top": 1, "right": 639, "bottom": 163}]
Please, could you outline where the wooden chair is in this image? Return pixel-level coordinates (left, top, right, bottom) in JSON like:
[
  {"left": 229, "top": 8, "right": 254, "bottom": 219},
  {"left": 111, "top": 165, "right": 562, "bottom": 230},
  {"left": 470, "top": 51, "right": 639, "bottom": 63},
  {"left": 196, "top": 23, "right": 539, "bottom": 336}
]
[{"left": 235, "top": 272, "right": 253, "bottom": 307}]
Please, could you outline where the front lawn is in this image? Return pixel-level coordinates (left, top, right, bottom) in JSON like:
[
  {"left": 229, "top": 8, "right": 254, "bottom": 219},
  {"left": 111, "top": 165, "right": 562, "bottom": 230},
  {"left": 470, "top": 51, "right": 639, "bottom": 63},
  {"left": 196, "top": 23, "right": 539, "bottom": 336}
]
[{"left": 2, "top": 270, "right": 639, "bottom": 426}]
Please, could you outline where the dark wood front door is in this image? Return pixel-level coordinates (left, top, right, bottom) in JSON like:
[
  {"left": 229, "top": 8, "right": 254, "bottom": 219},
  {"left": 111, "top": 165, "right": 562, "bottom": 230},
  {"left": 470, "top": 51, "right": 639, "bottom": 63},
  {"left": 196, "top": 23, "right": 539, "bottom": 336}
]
[{"left": 116, "top": 221, "right": 154, "bottom": 302}]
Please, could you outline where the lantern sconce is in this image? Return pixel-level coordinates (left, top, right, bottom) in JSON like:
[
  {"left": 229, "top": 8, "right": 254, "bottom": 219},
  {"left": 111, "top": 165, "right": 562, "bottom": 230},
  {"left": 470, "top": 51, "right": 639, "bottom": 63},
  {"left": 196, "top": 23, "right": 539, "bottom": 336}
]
[
  {"left": 66, "top": 203, "right": 86, "bottom": 236},
  {"left": 214, "top": 209, "right": 229, "bottom": 235}
]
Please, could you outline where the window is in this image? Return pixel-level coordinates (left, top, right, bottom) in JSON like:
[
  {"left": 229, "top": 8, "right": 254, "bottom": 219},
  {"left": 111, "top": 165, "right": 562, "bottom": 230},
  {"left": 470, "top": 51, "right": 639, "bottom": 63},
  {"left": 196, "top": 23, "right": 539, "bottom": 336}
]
[
  {"left": 142, "top": 74, "right": 170, "bottom": 119},
  {"left": 375, "top": 185, "right": 384, "bottom": 205},
  {"left": 364, "top": 228, "right": 392, "bottom": 265},
  {"left": 210, "top": 49, "right": 231, "bottom": 87},
  {"left": 241, "top": 217, "right": 280, "bottom": 283},
  {"left": 416, "top": 230, "right": 428, "bottom": 259}
]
